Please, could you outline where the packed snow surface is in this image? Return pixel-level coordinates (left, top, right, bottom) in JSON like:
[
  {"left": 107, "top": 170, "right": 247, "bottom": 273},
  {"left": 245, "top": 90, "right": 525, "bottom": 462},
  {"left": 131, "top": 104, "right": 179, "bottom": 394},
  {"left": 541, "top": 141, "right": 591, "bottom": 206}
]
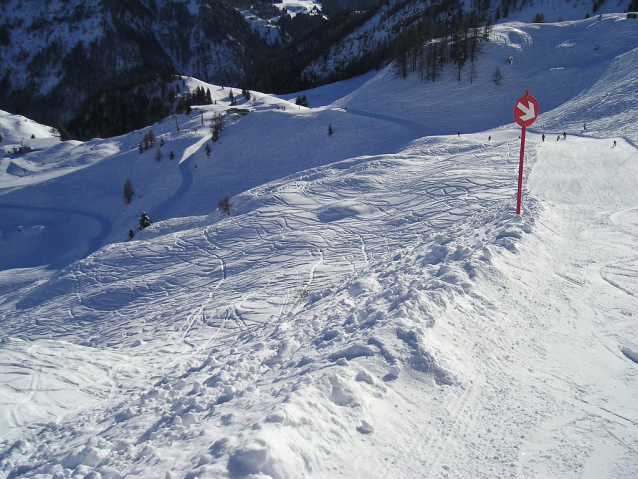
[{"left": 1, "top": 14, "right": 637, "bottom": 479}]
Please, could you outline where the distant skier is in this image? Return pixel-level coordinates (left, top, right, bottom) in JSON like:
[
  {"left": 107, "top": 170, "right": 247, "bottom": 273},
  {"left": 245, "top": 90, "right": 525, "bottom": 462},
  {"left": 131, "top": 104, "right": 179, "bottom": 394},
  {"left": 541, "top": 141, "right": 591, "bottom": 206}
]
[
  {"left": 563, "top": 132, "right": 567, "bottom": 140},
  {"left": 542, "top": 134, "right": 545, "bottom": 142},
  {"left": 613, "top": 140, "right": 617, "bottom": 148},
  {"left": 488, "top": 135, "right": 491, "bottom": 141},
  {"left": 557, "top": 136, "right": 560, "bottom": 141}
]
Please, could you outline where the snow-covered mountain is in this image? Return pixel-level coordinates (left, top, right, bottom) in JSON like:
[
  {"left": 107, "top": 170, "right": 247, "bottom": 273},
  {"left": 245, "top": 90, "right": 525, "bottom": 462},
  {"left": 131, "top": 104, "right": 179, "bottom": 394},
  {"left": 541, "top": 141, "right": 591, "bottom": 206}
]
[
  {"left": 0, "top": 0, "right": 262, "bottom": 124},
  {"left": 1, "top": 12, "right": 638, "bottom": 479},
  {"left": 3, "top": 0, "right": 632, "bottom": 138},
  {"left": 303, "top": 0, "right": 635, "bottom": 83},
  {"left": 0, "top": 0, "right": 379, "bottom": 129}
]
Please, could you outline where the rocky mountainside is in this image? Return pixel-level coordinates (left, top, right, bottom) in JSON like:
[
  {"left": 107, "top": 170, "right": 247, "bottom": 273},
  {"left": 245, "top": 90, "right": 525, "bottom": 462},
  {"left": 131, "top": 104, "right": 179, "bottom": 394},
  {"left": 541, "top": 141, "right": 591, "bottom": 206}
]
[{"left": 0, "top": 0, "right": 264, "bottom": 125}]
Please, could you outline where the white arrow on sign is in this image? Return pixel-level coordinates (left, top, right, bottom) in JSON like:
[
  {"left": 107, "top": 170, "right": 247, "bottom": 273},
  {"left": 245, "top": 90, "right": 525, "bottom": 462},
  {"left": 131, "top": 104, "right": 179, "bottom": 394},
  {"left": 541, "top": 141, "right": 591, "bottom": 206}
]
[{"left": 517, "top": 101, "right": 536, "bottom": 121}]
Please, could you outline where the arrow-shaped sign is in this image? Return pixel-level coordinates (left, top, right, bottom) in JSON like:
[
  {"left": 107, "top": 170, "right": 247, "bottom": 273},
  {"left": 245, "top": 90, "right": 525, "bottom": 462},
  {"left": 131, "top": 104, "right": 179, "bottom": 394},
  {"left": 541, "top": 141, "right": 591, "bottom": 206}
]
[
  {"left": 513, "top": 90, "right": 539, "bottom": 215},
  {"left": 517, "top": 101, "right": 536, "bottom": 121},
  {"left": 513, "top": 92, "right": 539, "bottom": 127}
]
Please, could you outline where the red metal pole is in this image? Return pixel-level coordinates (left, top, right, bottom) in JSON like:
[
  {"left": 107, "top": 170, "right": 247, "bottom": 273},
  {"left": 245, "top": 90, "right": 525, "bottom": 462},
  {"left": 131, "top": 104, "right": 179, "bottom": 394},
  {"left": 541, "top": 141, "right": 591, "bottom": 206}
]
[{"left": 516, "top": 125, "right": 526, "bottom": 215}]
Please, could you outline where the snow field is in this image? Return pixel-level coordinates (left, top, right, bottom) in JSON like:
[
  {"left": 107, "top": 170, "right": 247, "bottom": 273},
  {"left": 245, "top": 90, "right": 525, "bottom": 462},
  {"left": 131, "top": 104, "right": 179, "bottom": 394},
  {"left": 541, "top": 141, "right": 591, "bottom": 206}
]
[
  {"left": 1, "top": 13, "right": 638, "bottom": 479},
  {"left": 1, "top": 16, "right": 637, "bottom": 272},
  {"left": 0, "top": 132, "right": 536, "bottom": 477},
  {"left": 5, "top": 133, "right": 635, "bottom": 478}
]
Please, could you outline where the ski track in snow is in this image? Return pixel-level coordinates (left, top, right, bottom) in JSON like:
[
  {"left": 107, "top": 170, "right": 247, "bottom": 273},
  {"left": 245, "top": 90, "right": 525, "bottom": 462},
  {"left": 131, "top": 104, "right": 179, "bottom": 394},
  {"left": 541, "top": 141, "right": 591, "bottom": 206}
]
[
  {"left": 1, "top": 14, "right": 638, "bottom": 479},
  {"left": 9, "top": 133, "right": 635, "bottom": 479}
]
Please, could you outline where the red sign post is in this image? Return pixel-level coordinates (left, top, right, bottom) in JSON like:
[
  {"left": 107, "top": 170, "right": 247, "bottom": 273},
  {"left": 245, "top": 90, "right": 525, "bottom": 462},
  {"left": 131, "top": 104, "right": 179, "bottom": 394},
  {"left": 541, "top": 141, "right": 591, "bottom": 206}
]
[{"left": 513, "top": 91, "right": 539, "bottom": 215}]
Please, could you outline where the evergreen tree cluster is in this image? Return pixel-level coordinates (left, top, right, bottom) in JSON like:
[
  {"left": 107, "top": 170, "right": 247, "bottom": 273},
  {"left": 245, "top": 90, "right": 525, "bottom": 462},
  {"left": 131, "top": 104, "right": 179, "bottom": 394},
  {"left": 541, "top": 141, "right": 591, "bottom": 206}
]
[
  {"left": 66, "top": 72, "right": 179, "bottom": 140},
  {"left": 533, "top": 12, "right": 546, "bottom": 23},
  {"left": 175, "top": 86, "right": 213, "bottom": 114},
  {"left": 210, "top": 113, "right": 224, "bottom": 142},
  {"left": 138, "top": 130, "right": 157, "bottom": 153},
  {"left": 491, "top": 0, "right": 536, "bottom": 21},
  {"left": 250, "top": 0, "right": 506, "bottom": 94},
  {"left": 295, "top": 95, "right": 309, "bottom": 107},
  {"left": 393, "top": 10, "right": 489, "bottom": 84},
  {"left": 592, "top": 0, "right": 606, "bottom": 13}
]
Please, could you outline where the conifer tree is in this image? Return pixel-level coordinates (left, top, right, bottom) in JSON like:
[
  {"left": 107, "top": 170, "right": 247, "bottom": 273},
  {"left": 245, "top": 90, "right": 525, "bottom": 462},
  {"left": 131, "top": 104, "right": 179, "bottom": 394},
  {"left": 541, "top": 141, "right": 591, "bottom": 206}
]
[
  {"left": 175, "top": 97, "right": 186, "bottom": 114},
  {"left": 493, "top": 66, "right": 503, "bottom": 86},
  {"left": 123, "top": 178, "right": 135, "bottom": 204},
  {"left": 54, "top": 123, "right": 70, "bottom": 141},
  {"left": 210, "top": 113, "right": 223, "bottom": 142},
  {"left": 139, "top": 212, "right": 152, "bottom": 230},
  {"left": 218, "top": 196, "right": 231, "bottom": 215}
]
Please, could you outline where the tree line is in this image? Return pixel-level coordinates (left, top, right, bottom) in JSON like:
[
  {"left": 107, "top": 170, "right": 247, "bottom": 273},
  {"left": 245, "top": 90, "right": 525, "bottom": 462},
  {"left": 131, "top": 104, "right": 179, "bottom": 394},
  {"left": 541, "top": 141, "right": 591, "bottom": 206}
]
[
  {"left": 175, "top": 86, "right": 214, "bottom": 114},
  {"left": 393, "top": 10, "right": 490, "bottom": 83}
]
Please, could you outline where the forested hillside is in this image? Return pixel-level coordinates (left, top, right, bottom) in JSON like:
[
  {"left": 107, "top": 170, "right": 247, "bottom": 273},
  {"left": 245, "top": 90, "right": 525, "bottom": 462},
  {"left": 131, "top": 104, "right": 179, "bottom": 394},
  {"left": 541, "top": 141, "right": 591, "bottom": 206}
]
[{"left": 0, "top": 0, "right": 633, "bottom": 140}]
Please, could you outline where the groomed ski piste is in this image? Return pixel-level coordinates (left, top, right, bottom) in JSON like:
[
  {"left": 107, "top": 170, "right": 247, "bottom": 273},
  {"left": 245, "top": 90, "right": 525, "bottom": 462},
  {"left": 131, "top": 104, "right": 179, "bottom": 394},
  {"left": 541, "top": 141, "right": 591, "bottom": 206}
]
[{"left": 1, "top": 12, "right": 637, "bottom": 479}]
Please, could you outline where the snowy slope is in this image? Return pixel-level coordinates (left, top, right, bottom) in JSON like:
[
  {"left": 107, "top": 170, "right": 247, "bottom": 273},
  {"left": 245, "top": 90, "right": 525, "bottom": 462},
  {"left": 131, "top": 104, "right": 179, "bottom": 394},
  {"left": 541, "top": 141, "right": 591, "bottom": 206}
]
[
  {"left": 0, "top": 112, "right": 60, "bottom": 146},
  {"left": 1, "top": 14, "right": 638, "bottom": 479},
  {"left": 338, "top": 14, "right": 638, "bottom": 142},
  {"left": 302, "top": 0, "right": 634, "bottom": 83},
  {"left": 2, "top": 15, "right": 636, "bottom": 271}
]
